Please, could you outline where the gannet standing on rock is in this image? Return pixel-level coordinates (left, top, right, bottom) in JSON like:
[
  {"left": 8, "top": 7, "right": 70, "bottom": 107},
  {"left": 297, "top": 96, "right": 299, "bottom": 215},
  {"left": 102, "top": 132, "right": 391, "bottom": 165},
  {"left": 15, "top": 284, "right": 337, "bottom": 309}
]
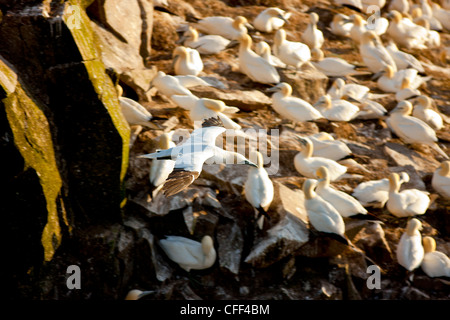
[
  {"left": 386, "top": 10, "right": 428, "bottom": 49},
  {"left": 301, "top": 12, "right": 324, "bottom": 49},
  {"left": 310, "top": 48, "right": 365, "bottom": 77},
  {"left": 172, "top": 46, "right": 203, "bottom": 76},
  {"left": 255, "top": 41, "right": 286, "bottom": 68},
  {"left": 151, "top": 71, "right": 209, "bottom": 99},
  {"left": 189, "top": 98, "right": 241, "bottom": 130},
  {"left": 329, "top": 13, "right": 353, "bottom": 37},
  {"left": 421, "top": 236, "right": 450, "bottom": 278},
  {"left": 178, "top": 26, "right": 230, "bottom": 55},
  {"left": 307, "top": 132, "right": 352, "bottom": 161},
  {"left": 253, "top": 7, "right": 290, "bottom": 33},
  {"left": 412, "top": 95, "right": 444, "bottom": 130},
  {"left": 244, "top": 150, "right": 274, "bottom": 229},
  {"left": 273, "top": 29, "right": 311, "bottom": 69},
  {"left": 303, "top": 179, "right": 350, "bottom": 245},
  {"left": 396, "top": 218, "right": 424, "bottom": 271},
  {"left": 386, "top": 101, "right": 449, "bottom": 159},
  {"left": 359, "top": 31, "right": 397, "bottom": 74},
  {"left": 432, "top": 161, "right": 450, "bottom": 199},
  {"left": 149, "top": 133, "right": 176, "bottom": 188},
  {"left": 139, "top": 117, "right": 258, "bottom": 197},
  {"left": 386, "top": 172, "right": 430, "bottom": 217},
  {"left": 116, "top": 85, "right": 158, "bottom": 129},
  {"left": 193, "top": 15, "right": 251, "bottom": 40},
  {"left": 315, "top": 166, "right": 370, "bottom": 218},
  {"left": 352, "top": 172, "right": 409, "bottom": 208},
  {"left": 294, "top": 136, "right": 347, "bottom": 181},
  {"left": 159, "top": 235, "right": 216, "bottom": 272},
  {"left": 237, "top": 34, "right": 280, "bottom": 84},
  {"left": 313, "top": 94, "right": 360, "bottom": 122},
  {"left": 266, "top": 82, "right": 323, "bottom": 122}
]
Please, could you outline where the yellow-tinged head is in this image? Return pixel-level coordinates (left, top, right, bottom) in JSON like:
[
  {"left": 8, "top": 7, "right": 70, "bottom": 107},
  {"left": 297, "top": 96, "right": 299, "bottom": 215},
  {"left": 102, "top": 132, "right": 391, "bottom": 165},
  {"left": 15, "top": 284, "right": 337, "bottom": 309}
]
[
  {"left": 406, "top": 218, "right": 423, "bottom": 236},
  {"left": 422, "top": 236, "right": 436, "bottom": 253}
]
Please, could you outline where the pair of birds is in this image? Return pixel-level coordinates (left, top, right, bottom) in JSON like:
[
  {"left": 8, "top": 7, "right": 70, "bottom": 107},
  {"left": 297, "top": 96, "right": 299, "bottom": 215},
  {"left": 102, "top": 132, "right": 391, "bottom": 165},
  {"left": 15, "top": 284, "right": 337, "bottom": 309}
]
[{"left": 397, "top": 218, "right": 450, "bottom": 277}]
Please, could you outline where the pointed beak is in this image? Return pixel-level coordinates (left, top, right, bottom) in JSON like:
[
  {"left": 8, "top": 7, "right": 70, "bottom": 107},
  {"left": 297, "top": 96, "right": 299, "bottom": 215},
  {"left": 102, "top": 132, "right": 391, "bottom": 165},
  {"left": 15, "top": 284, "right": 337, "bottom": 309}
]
[
  {"left": 138, "top": 291, "right": 155, "bottom": 299},
  {"left": 277, "top": 14, "right": 289, "bottom": 24},
  {"left": 245, "top": 22, "right": 254, "bottom": 30},
  {"left": 266, "top": 86, "right": 280, "bottom": 93},
  {"left": 245, "top": 160, "right": 258, "bottom": 168}
]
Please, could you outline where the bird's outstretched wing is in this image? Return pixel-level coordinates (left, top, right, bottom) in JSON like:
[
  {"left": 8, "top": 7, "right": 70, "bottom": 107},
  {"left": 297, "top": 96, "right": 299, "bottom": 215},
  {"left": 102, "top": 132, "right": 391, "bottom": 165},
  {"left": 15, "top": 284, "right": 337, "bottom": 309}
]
[{"left": 161, "top": 169, "right": 200, "bottom": 197}]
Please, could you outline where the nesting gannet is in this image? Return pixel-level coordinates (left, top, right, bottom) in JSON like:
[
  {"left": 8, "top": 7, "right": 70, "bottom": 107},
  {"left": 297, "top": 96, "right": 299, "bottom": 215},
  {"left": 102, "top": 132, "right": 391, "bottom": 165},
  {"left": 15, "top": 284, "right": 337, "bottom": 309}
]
[
  {"left": 377, "top": 65, "right": 430, "bottom": 93},
  {"left": 413, "top": 17, "right": 441, "bottom": 47},
  {"left": 386, "top": 172, "right": 430, "bottom": 217},
  {"left": 327, "top": 78, "right": 370, "bottom": 101},
  {"left": 316, "top": 166, "right": 369, "bottom": 218},
  {"left": 395, "top": 77, "right": 421, "bottom": 102},
  {"left": 178, "top": 26, "right": 230, "bottom": 55},
  {"left": 193, "top": 15, "right": 251, "bottom": 40},
  {"left": 386, "top": 10, "right": 428, "bottom": 49},
  {"left": 421, "top": 236, "right": 450, "bottom": 277},
  {"left": 310, "top": 49, "right": 362, "bottom": 77},
  {"left": 159, "top": 235, "right": 216, "bottom": 272},
  {"left": 244, "top": 150, "right": 274, "bottom": 229},
  {"left": 116, "top": 85, "right": 157, "bottom": 129},
  {"left": 301, "top": 12, "right": 324, "bottom": 49},
  {"left": 334, "top": 0, "right": 363, "bottom": 12},
  {"left": 171, "top": 94, "right": 199, "bottom": 111},
  {"left": 385, "top": 41, "right": 425, "bottom": 73},
  {"left": 190, "top": 98, "right": 241, "bottom": 130},
  {"left": 294, "top": 136, "right": 347, "bottom": 181},
  {"left": 388, "top": 0, "right": 410, "bottom": 13},
  {"left": 412, "top": 95, "right": 444, "bottom": 130},
  {"left": 386, "top": 101, "right": 449, "bottom": 159},
  {"left": 350, "top": 14, "right": 388, "bottom": 43},
  {"left": 352, "top": 172, "right": 410, "bottom": 208},
  {"left": 356, "top": 100, "right": 387, "bottom": 119},
  {"left": 172, "top": 46, "right": 203, "bottom": 76},
  {"left": 359, "top": 31, "right": 397, "bottom": 74},
  {"left": 303, "top": 179, "right": 348, "bottom": 241},
  {"left": 255, "top": 41, "right": 286, "bottom": 68},
  {"left": 139, "top": 117, "right": 257, "bottom": 196},
  {"left": 307, "top": 132, "right": 352, "bottom": 161},
  {"left": 253, "top": 7, "right": 290, "bottom": 33},
  {"left": 432, "top": 161, "right": 450, "bottom": 199},
  {"left": 151, "top": 72, "right": 211, "bottom": 102},
  {"left": 313, "top": 94, "right": 360, "bottom": 122},
  {"left": 431, "top": 2, "right": 450, "bottom": 31},
  {"left": 237, "top": 34, "right": 280, "bottom": 84},
  {"left": 396, "top": 218, "right": 424, "bottom": 271},
  {"left": 149, "top": 133, "right": 176, "bottom": 188},
  {"left": 273, "top": 29, "right": 311, "bottom": 69},
  {"left": 266, "top": 82, "right": 323, "bottom": 122},
  {"left": 329, "top": 13, "right": 353, "bottom": 37},
  {"left": 411, "top": 7, "right": 443, "bottom": 31}
]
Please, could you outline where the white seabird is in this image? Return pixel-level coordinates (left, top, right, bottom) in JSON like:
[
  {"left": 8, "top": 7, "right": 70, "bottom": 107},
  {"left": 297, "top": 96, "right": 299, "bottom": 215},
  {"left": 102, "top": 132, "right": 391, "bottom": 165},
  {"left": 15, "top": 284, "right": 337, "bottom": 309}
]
[
  {"left": 273, "top": 28, "right": 311, "bottom": 69},
  {"left": 253, "top": 7, "right": 290, "bottom": 33},
  {"left": 178, "top": 26, "right": 230, "bottom": 55},
  {"left": 421, "top": 236, "right": 450, "bottom": 278},
  {"left": 397, "top": 218, "right": 424, "bottom": 271},
  {"left": 193, "top": 15, "right": 251, "bottom": 40},
  {"left": 189, "top": 98, "right": 241, "bottom": 130},
  {"left": 266, "top": 82, "right": 323, "bottom": 122},
  {"left": 386, "top": 172, "right": 430, "bottom": 217},
  {"left": 301, "top": 12, "right": 324, "bottom": 49},
  {"left": 237, "top": 34, "right": 280, "bottom": 84},
  {"left": 412, "top": 95, "right": 444, "bottom": 130},
  {"left": 359, "top": 31, "right": 397, "bottom": 74},
  {"left": 149, "top": 132, "right": 176, "bottom": 188},
  {"left": 432, "top": 161, "right": 450, "bottom": 199},
  {"left": 386, "top": 101, "right": 449, "bottom": 159},
  {"left": 313, "top": 94, "right": 360, "bottom": 122},
  {"left": 307, "top": 132, "right": 352, "bottom": 161},
  {"left": 139, "top": 117, "right": 257, "bottom": 196},
  {"left": 294, "top": 136, "right": 347, "bottom": 181},
  {"left": 244, "top": 150, "right": 274, "bottom": 229},
  {"left": 172, "top": 46, "right": 203, "bottom": 76},
  {"left": 159, "top": 235, "right": 216, "bottom": 272},
  {"left": 255, "top": 41, "right": 286, "bottom": 68},
  {"left": 116, "top": 85, "right": 158, "bottom": 129}
]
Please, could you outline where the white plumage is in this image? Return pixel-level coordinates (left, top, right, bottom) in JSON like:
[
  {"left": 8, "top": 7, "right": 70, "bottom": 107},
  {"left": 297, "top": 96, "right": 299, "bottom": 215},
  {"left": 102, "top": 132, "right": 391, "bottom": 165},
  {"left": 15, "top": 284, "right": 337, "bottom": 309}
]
[
  {"left": 303, "top": 179, "right": 346, "bottom": 237},
  {"left": 314, "top": 94, "right": 360, "bottom": 122},
  {"left": 179, "top": 26, "right": 230, "bottom": 55},
  {"left": 149, "top": 133, "right": 176, "bottom": 188},
  {"left": 396, "top": 218, "right": 424, "bottom": 271},
  {"left": 238, "top": 34, "right": 280, "bottom": 84},
  {"left": 159, "top": 235, "right": 216, "bottom": 272},
  {"left": 273, "top": 29, "right": 311, "bottom": 69},
  {"left": 386, "top": 172, "right": 430, "bottom": 217},
  {"left": 190, "top": 98, "right": 241, "bottom": 130},
  {"left": 294, "top": 136, "right": 347, "bottom": 181},
  {"left": 253, "top": 7, "right": 290, "bottom": 33},
  {"left": 421, "top": 236, "right": 450, "bottom": 278},
  {"left": 315, "top": 166, "right": 368, "bottom": 218},
  {"left": 307, "top": 132, "right": 352, "bottom": 161},
  {"left": 267, "top": 82, "right": 323, "bottom": 122},
  {"left": 172, "top": 46, "right": 203, "bottom": 76},
  {"left": 359, "top": 31, "right": 397, "bottom": 74},
  {"left": 432, "top": 161, "right": 450, "bottom": 199},
  {"left": 412, "top": 95, "right": 444, "bottom": 130},
  {"left": 193, "top": 16, "right": 250, "bottom": 40},
  {"left": 386, "top": 101, "right": 449, "bottom": 159},
  {"left": 301, "top": 12, "right": 324, "bottom": 49}
]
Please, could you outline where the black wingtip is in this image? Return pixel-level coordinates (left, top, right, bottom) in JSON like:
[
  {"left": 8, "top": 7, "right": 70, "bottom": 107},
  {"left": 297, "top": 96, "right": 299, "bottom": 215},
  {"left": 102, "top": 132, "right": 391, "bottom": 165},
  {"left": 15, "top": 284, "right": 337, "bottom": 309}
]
[{"left": 202, "top": 116, "right": 224, "bottom": 128}]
